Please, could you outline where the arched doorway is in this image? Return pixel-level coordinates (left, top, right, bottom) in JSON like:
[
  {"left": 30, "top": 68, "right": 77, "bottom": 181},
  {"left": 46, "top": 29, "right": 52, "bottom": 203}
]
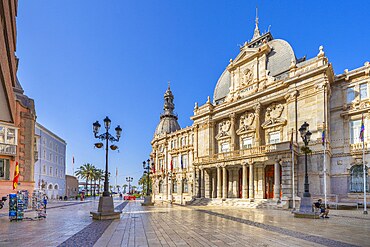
[{"left": 47, "top": 183, "right": 53, "bottom": 199}]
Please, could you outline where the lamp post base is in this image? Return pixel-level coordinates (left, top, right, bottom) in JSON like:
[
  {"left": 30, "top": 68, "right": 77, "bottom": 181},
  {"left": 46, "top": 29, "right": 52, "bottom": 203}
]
[
  {"left": 294, "top": 196, "right": 315, "bottom": 218},
  {"left": 141, "top": 195, "right": 154, "bottom": 206},
  {"left": 90, "top": 196, "right": 121, "bottom": 220}
]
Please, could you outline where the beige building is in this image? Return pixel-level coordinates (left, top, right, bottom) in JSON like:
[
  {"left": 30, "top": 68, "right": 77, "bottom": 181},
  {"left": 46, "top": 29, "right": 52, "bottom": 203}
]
[
  {"left": 150, "top": 18, "right": 369, "bottom": 208},
  {"left": 66, "top": 175, "right": 78, "bottom": 198}
]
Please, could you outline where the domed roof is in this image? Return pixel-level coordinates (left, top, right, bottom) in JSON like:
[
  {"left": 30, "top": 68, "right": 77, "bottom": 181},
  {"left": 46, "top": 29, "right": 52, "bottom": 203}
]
[
  {"left": 266, "top": 39, "right": 295, "bottom": 77},
  {"left": 154, "top": 85, "right": 181, "bottom": 136},
  {"left": 155, "top": 116, "right": 181, "bottom": 136},
  {"left": 213, "top": 69, "right": 231, "bottom": 104},
  {"left": 213, "top": 38, "right": 295, "bottom": 103}
]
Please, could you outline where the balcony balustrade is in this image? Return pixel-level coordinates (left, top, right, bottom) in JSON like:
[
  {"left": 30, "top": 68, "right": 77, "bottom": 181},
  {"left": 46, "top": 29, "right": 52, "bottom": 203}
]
[
  {"left": 196, "top": 141, "right": 294, "bottom": 164},
  {"left": 0, "top": 143, "right": 16, "bottom": 156}
]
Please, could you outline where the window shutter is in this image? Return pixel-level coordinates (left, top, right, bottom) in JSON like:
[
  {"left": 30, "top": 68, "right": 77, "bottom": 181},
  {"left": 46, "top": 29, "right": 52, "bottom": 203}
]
[{"left": 5, "top": 160, "right": 10, "bottom": 180}]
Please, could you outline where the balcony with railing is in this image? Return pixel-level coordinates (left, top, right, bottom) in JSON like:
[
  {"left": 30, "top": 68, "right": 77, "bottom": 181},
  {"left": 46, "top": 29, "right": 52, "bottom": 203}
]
[
  {"left": 196, "top": 141, "right": 294, "bottom": 164},
  {"left": 0, "top": 143, "right": 17, "bottom": 156},
  {"left": 350, "top": 142, "right": 368, "bottom": 153}
]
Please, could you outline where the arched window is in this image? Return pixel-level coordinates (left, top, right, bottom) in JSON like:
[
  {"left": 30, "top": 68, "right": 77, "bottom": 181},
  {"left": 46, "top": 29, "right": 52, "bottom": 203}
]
[
  {"left": 48, "top": 184, "right": 53, "bottom": 190},
  {"left": 54, "top": 184, "right": 59, "bottom": 190},
  {"left": 182, "top": 179, "right": 188, "bottom": 193},
  {"left": 172, "top": 179, "right": 177, "bottom": 193},
  {"left": 350, "top": 165, "right": 369, "bottom": 192}
]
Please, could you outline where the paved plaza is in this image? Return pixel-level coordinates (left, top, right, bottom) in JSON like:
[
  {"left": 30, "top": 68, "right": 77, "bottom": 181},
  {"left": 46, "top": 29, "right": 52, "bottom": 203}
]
[{"left": 0, "top": 199, "right": 369, "bottom": 247}]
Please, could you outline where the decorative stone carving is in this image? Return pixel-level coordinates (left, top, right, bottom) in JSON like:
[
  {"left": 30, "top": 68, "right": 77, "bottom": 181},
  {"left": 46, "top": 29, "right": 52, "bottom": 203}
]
[
  {"left": 240, "top": 67, "right": 253, "bottom": 87},
  {"left": 215, "top": 120, "right": 231, "bottom": 139},
  {"left": 236, "top": 112, "right": 255, "bottom": 134},
  {"left": 261, "top": 103, "right": 286, "bottom": 128}
]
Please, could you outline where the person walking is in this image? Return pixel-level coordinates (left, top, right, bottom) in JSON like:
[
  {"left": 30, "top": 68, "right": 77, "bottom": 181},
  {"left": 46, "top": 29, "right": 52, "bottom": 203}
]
[{"left": 43, "top": 195, "right": 48, "bottom": 213}]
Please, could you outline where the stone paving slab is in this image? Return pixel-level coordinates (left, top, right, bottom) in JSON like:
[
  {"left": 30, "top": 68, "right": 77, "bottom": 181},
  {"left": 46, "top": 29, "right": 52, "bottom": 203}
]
[
  {"left": 95, "top": 201, "right": 367, "bottom": 247},
  {"left": 0, "top": 198, "right": 126, "bottom": 247}
]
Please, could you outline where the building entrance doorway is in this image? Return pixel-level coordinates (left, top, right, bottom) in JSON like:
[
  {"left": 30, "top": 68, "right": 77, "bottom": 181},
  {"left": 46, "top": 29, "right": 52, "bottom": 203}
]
[{"left": 265, "top": 165, "right": 274, "bottom": 199}]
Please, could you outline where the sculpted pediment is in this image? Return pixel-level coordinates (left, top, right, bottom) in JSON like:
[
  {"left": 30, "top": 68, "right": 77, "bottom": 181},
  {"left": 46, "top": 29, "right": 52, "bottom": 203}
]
[
  {"left": 236, "top": 112, "right": 255, "bottom": 135},
  {"left": 215, "top": 119, "right": 231, "bottom": 140},
  {"left": 261, "top": 103, "right": 286, "bottom": 128}
]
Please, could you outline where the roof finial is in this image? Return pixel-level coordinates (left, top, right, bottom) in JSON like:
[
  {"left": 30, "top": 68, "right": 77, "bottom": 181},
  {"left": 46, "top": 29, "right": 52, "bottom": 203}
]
[
  {"left": 168, "top": 80, "right": 171, "bottom": 89},
  {"left": 252, "top": 6, "right": 261, "bottom": 40}
]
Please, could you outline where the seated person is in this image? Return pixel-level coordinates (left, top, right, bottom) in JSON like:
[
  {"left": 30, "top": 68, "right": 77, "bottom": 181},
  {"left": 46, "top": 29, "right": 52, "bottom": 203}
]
[{"left": 313, "top": 199, "right": 329, "bottom": 218}]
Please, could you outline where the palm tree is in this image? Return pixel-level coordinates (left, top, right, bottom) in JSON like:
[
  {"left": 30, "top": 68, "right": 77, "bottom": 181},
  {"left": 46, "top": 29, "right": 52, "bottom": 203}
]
[
  {"left": 75, "top": 163, "right": 95, "bottom": 196},
  {"left": 94, "top": 169, "right": 104, "bottom": 195},
  {"left": 122, "top": 184, "right": 128, "bottom": 194}
]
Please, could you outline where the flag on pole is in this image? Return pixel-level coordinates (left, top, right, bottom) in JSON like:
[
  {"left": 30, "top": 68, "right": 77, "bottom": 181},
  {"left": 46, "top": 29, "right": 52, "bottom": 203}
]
[
  {"left": 12, "top": 162, "right": 19, "bottom": 190},
  {"left": 289, "top": 129, "right": 293, "bottom": 150},
  {"left": 360, "top": 114, "right": 365, "bottom": 142}
]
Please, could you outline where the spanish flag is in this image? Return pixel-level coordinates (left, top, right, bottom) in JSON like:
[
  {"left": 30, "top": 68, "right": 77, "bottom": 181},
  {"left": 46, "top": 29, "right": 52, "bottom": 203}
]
[{"left": 12, "top": 162, "right": 19, "bottom": 190}]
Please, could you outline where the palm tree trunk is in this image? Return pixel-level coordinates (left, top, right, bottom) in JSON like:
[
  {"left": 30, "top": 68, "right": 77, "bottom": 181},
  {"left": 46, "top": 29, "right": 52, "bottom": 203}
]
[
  {"left": 85, "top": 178, "right": 88, "bottom": 195},
  {"left": 93, "top": 179, "right": 96, "bottom": 197}
]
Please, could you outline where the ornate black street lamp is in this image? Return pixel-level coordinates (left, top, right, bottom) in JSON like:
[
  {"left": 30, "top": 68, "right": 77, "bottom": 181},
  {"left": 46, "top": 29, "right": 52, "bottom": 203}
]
[
  {"left": 126, "top": 177, "right": 133, "bottom": 194},
  {"left": 143, "top": 159, "right": 151, "bottom": 196},
  {"left": 299, "top": 122, "right": 312, "bottom": 197},
  {"left": 90, "top": 116, "right": 122, "bottom": 220},
  {"left": 93, "top": 116, "right": 122, "bottom": 197},
  {"left": 297, "top": 121, "right": 313, "bottom": 214}
]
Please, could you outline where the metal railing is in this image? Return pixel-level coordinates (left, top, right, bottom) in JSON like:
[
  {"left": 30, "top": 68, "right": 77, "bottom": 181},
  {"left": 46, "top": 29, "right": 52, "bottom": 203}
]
[{"left": 196, "top": 141, "right": 294, "bottom": 163}]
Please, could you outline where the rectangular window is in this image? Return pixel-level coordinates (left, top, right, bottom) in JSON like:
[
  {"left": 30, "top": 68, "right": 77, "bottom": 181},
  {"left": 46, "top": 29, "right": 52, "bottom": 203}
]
[
  {"left": 159, "top": 159, "right": 163, "bottom": 172},
  {"left": 0, "top": 127, "right": 4, "bottom": 143},
  {"left": 0, "top": 159, "right": 10, "bottom": 180},
  {"left": 49, "top": 167, "right": 53, "bottom": 176},
  {"left": 56, "top": 168, "right": 58, "bottom": 177},
  {"left": 360, "top": 83, "right": 368, "bottom": 100},
  {"left": 0, "top": 126, "right": 17, "bottom": 145},
  {"left": 347, "top": 87, "right": 355, "bottom": 103},
  {"left": 350, "top": 119, "right": 362, "bottom": 144},
  {"left": 181, "top": 154, "right": 188, "bottom": 169},
  {"left": 242, "top": 137, "right": 253, "bottom": 149},
  {"left": 269, "top": 132, "right": 280, "bottom": 144},
  {"left": 43, "top": 165, "right": 46, "bottom": 174},
  {"left": 220, "top": 143, "right": 230, "bottom": 153},
  {"left": 172, "top": 157, "right": 178, "bottom": 169}
]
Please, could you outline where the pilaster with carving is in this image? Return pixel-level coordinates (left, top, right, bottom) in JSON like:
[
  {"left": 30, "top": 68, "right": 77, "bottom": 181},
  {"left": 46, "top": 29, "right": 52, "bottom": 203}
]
[{"left": 254, "top": 103, "right": 261, "bottom": 146}]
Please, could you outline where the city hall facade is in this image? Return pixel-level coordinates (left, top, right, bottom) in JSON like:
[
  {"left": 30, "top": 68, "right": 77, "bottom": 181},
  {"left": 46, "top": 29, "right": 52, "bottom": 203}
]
[{"left": 150, "top": 20, "right": 370, "bottom": 208}]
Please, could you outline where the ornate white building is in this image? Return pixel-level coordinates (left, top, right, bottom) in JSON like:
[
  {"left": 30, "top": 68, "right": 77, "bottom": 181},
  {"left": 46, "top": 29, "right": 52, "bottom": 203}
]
[{"left": 150, "top": 18, "right": 370, "bottom": 208}]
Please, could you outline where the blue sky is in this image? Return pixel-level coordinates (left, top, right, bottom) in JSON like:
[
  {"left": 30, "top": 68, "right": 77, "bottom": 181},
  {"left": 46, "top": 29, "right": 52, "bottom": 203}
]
[{"left": 16, "top": 1, "right": 370, "bottom": 187}]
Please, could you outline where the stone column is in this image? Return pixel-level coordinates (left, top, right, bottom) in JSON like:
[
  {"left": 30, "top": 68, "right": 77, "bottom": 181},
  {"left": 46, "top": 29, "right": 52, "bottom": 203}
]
[
  {"left": 209, "top": 121, "right": 215, "bottom": 156},
  {"left": 213, "top": 171, "right": 217, "bottom": 198},
  {"left": 249, "top": 163, "right": 254, "bottom": 199},
  {"left": 217, "top": 166, "right": 222, "bottom": 198},
  {"left": 230, "top": 113, "right": 236, "bottom": 151},
  {"left": 200, "top": 168, "right": 205, "bottom": 198},
  {"left": 165, "top": 175, "right": 169, "bottom": 200},
  {"left": 222, "top": 166, "right": 227, "bottom": 198},
  {"left": 242, "top": 163, "right": 248, "bottom": 199},
  {"left": 274, "top": 161, "right": 281, "bottom": 200},
  {"left": 205, "top": 169, "right": 210, "bottom": 198}
]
